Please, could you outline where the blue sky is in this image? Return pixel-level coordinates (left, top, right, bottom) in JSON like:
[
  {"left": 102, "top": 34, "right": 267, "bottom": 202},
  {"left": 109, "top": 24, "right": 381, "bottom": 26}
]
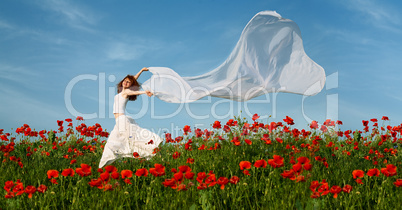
[{"left": 1, "top": 0, "right": 402, "bottom": 137}]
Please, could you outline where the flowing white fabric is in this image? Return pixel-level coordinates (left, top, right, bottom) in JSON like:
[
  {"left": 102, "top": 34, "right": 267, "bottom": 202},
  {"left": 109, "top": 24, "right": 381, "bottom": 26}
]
[
  {"left": 142, "top": 11, "right": 325, "bottom": 103},
  {"left": 98, "top": 115, "right": 162, "bottom": 168}
]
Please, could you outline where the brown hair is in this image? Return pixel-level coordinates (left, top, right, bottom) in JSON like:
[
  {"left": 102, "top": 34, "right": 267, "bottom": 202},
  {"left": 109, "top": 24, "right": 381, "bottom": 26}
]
[{"left": 117, "top": 75, "right": 141, "bottom": 101}]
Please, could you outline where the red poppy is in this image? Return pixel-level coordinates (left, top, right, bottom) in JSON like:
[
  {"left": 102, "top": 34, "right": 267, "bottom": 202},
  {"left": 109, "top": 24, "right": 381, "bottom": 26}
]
[
  {"left": 173, "top": 172, "right": 184, "bottom": 183},
  {"left": 186, "top": 158, "right": 195, "bottom": 164},
  {"left": 88, "top": 178, "right": 102, "bottom": 188},
  {"left": 241, "top": 169, "right": 250, "bottom": 176},
  {"left": 100, "top": 171, "right": 110, "bottom": 182},
  {"left": 342, "top": 184, "right": 352, "bottom": 193},
  {"left": 244, "top": 139, "right": 252, "bottom": 145},
  {"left": 268, "top": 155, "right": 284, "bottom": 168},
  {"left": 239, "top": 161, "right": 252, "bottom": 170},
  {"left": 197, "top": 183, "right": 208, "bottom": 190},
  {"left": 386, "top": 164, "right": 397, "bottom": 176},
  {"left": 135, "top": 168, "right": 148, "bottom": 177},
  {"left": 252, "top": 114, "right": 260, "bottom": 121},
  {"left": 320, "top": 125, "right": 328, "bottom": 132},
  {"left": 149, "top": 163, "right": 166, "bottom": 177},
  {"left": 283, "top": 116, "right": 294, "bottom": 125},
  {"left": 296, "top": 175, "right": 306, "bottom": 183},
  {"left": 367, "top": 168, "right": 380, "bottom": 177},
  {"left": 329, "top": 185, "right": 342, "bottom": 198},
  {"left": 217, "top": 177, "right": 229, "bottom": 190},
  {"left": 394, "top": 179, "right": 402, "bottom": 187},
  {"left": 266, "top": 121, "right": 277, "bottom": 132},
  {"left": 205, "top": 174, "right": 217, "bottom": 187},
  {"left": 318, "top": 182, "right": 329, "bottom": 196},
  {"left": 12, "top": 182, "right": 24, "bottom": 196},
  {"left": 177, "top": 184, "right": 187, "bottom": 191},
  {"left": 310, "top": 181, "right": 320, "bottom": 192},
  {"left": 178, "top": 165, "right": 191, "bottom": 173},
  {"left": 362, "top": 120, "right": 369, "bottom": 127},
  {"left": 260, "top": 134, "right": 270, "bottom": 144},
  {"left": 352, "top": 170, "right": 364, "bottom": 179},
  {"left": 76, "top": 164, "right": 92, "bottom": 177},
  {"left": 212, "top": 121, "right": 222, "bottom": 129},
  {"left": 297, "top": 156, "right": 310, "bottom": 164},
  {"left": 103, "top": 184, "right": 113, "bottom": 191},
  {"left": 162, "top": 178, "right": 177, "bottom": 189},
  {"left": 24, "top": 185, "right": 36, "bottom": 199},
  {"left": 254, "top": 159, "right": 267, "bottom": 168},
  {"left": 124, "top": 178, "right": 132, "bottom": 184},
  {"left": 111, "top": 171, "right": 120, "bottom": 179},
  {"left": 292, "top": 163, "right": 303, "bottom": 173},
  {"left": 229, "top": 176, "right": 240, "bottom": 185},
  {"left": 104, "top": 165, "right": 118, "bottom": 173},
  {"left": 196, "top": 172, "right": 207, "bottom": 184},
  {"left": 47, "top": 170, "right": 59, "bottom": 179},
  {"left": 4, "top": 181, "right": 14, "bottom": 192},
  {"left": 183, "top": 125, "right": 191, "bottom": 135},
  {"left": 172, "top": 151, "right": 181, "bottom": 159},
  {"left": 70, "top": 159, "right": 77, "bottom": 165},
  {"left": 382, "top": 116, "right": 389, "bottom": 121},
  {"left": 356, "top": 178, "right": 363, "bottom": 184},
  {"left": 4, "top": 191, "right": 15, "bottom": 199},
  {"left": 185, "top": 171, "right": 195, "bottom": 180},
  {"left": 381, "top": 164, "right": 397, "bottom": 177},
  {"left": 37, "top": 185, "right": 47, "bottom": 193},
  {"left": 281, "top": 170, "right": 295, "bottom": 180},
  {"left": 303, "top": 163, "right": 313, "bottom": 171},
  {"left": 133, "top": 152, "right": 140, "bottom": 158},
  {"left": 50, "top": 179, "right": 58, "bottom": 184},
  {"left": 310, "top": 191, "right": 320, "bottom": 198},
  {"left": 231, "top": 137, "right": 241, "bottom": 146},
  {"left": 61, "top": 168, "right": 75, "bottom": 177},
  {"left": 120, "top": 170, "right": 133, "bottom": 179},
  {"left": 310, "top": 121, "right": 319, "bottom": 129}
]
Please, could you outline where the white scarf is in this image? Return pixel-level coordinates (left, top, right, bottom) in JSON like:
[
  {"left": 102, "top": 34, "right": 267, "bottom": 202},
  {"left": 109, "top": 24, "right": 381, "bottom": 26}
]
[{"left": 142, "top": 11, "right": 325, "bottom": 103}]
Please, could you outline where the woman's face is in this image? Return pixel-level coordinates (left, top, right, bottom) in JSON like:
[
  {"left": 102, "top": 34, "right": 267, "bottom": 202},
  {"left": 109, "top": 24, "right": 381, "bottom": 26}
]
[{"left": 122, "top": 78, "right": 133, "bottom": 88}]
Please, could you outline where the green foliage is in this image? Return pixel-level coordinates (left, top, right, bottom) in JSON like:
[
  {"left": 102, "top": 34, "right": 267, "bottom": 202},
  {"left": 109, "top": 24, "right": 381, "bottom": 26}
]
[{"left": 0, "top": 116, "right": 401, "bottom": 209}]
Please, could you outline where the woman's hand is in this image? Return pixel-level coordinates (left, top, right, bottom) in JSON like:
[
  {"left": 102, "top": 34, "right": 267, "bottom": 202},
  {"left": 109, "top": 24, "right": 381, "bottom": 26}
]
[
  {"left": 134, "top": 67, "right": 149, "bottom": 80},
  {"left": 145, "top": 90, "right": 153, "bottom": 97}
]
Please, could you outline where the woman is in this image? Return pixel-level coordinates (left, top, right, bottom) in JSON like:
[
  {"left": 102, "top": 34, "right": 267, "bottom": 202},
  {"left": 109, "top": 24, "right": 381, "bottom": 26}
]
[{"left": 98, "top": 67, "right": 162, "bottom": 168}]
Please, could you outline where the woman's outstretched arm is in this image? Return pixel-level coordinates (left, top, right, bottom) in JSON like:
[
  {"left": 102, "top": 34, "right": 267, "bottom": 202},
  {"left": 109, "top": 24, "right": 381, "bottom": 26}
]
[
  {"left": 134, "top": 67, "right": 149, "bottom": 80},
  {"left": 122, "top": 89, "right": 153, "bottom": 97}
]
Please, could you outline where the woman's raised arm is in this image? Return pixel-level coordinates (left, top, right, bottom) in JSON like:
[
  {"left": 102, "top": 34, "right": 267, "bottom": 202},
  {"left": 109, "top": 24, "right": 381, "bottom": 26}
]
[
  {"left": 122, "top": 89, "right": 153, "bottom": 97},
  {"left": 134, "top": 67, "right": 149, "bottom": 80}
]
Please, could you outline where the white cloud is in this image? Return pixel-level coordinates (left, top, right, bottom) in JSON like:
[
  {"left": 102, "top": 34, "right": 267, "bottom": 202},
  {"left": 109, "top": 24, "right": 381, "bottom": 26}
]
[
  {"left": 39, "top": 0, "right": 100, "bottom": 32},
  {"left": 322, "top": 28, "right": 374, "bottom": 46},
  {"left": 0, "top": 19, "right": 14, "bottom": 29},
  {"left": 339, "top": 0, "right": 402, "bottom": 33},
  {"left": 104, "top": 35, "right": 166, "bottom": 61},
  {"left": 0, "top": 63, "right": 38, "bottom": 85},
  {"left": 106, "top": 42, "right": 144, "bottom": 61}
]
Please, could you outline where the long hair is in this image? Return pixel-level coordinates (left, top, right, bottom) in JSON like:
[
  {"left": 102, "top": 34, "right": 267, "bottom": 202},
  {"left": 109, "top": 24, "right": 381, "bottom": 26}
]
[{"left": 117, "top": 75, "right": 141, "bottom": 101}]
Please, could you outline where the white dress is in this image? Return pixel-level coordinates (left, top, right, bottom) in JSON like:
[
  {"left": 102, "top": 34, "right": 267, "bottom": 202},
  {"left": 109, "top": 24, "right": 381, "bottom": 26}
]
[{"left": 98, "top": 93, "right": 162, "bottom": 168}]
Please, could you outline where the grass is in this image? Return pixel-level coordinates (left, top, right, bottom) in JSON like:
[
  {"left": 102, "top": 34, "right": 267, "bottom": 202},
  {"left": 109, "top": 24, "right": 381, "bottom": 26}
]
[{"left": 1, "top": 115, "right": 401, "bottom": 209}]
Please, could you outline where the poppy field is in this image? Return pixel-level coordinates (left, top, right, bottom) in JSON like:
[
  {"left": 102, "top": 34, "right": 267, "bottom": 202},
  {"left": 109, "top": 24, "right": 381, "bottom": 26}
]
[{"left": 1, "top": 114, "right": 402, "bottom": 209}]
